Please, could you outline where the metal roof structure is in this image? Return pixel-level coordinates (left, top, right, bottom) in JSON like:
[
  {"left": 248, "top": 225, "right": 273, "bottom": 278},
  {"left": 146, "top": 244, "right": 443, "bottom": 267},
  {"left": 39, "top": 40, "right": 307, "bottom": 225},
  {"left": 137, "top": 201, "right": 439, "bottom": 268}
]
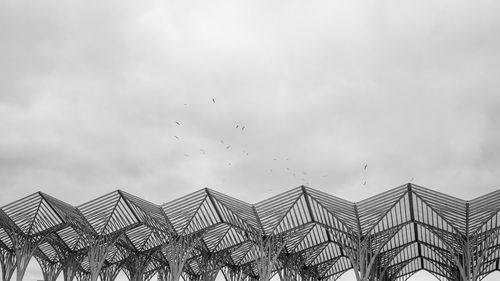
[{"left": 0, "top": 184, "right": 499, "bottom": 281}]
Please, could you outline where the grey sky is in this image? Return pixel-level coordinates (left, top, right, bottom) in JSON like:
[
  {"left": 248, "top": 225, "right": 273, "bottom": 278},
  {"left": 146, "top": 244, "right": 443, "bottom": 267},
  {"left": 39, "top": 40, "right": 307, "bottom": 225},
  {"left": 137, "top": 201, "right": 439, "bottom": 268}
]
[{"left": 1, "top": 0, "right": 500, "bottom": 280}]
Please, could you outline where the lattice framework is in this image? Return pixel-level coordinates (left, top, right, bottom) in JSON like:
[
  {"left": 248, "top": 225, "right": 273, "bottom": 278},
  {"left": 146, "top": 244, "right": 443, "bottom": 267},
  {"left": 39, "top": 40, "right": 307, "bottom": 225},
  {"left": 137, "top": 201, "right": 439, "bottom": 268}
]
[{"left": 0, "top": 184, "right": 499, "bottom": 281}]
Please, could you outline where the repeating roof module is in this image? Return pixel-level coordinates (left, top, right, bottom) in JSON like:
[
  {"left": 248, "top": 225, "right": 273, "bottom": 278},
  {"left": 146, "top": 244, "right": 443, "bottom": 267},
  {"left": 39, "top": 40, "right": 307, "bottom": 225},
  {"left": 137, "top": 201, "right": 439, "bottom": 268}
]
[{"left": 0, "top": 184, "right": 499, "bottom": 281}]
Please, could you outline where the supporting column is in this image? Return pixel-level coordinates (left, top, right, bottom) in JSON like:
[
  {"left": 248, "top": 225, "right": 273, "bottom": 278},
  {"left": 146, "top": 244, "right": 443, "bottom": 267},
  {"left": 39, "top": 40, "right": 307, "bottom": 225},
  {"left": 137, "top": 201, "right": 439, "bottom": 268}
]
[
  {"left": 336, "top": 203, "right": 405, "bottom": 281},
  {"left": 0, "top": 248, "right": 15, "bottom": 281},
  {"left": 346, "top": 236, "right": 383, "bottom": 281},
  {"left": 339, "top": 229, "right": 404, "bottom": 281},
  {"left": 452, "top": 228, "right": 500, "bottom": 281},
  {"left": 255, "top": 234, "right": 287, "bottom": 281},
  {"left": 181, "top": 273, "right": 201, "bottom": 281},
  {"left": 11, "top": 234, "right": 41, "bottom": 281},
  {"left": 36, "top": 257, "right": 63, "bottom": 281},
  {"left": 88, "top": 235, "right": 121, "bottom": 281},
  {"left": 75, "top": 271, "right": 90, "bottom": 281},
  {"left": 157, "top": 267, "right": 171, "bottom": 281},
  {"left": 61, "top": 253, "right": 82, "bottom": 281},
  {"left": 297, "top": 266, "right": 319, "bottom": 281},
  {"left": 446, "top": 203, "right": 500, "bottom": 281},
  {"left": 277, "top": 253, "right": 303, "bottom": 281},
  {"left": 100, "top": 262, "right": 122, "bottom": 281},
  {"left": 221, "top": 265, "right": 247, "bottom": 281},
  {"left": 163, "top": 234, "right": 203, "bottom": 281},
  {"left": 197, "top": 251, "right": 224, "bottom": 281},
  {"left": 123, "top": 252, "right": 155, "bottom": 281}
]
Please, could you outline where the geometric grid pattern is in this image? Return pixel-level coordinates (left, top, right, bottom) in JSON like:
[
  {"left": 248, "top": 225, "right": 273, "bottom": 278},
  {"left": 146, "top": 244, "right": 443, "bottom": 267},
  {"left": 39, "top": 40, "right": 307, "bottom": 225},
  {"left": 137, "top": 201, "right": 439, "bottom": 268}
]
[{"left": 1, "top": 184, "right": 499, "bottom": 281}]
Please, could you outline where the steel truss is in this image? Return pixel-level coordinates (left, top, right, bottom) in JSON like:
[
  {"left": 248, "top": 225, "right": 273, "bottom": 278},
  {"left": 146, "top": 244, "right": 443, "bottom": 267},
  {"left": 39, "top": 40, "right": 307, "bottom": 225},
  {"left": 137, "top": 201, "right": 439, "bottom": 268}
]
[{"left": 1, "top": 184, "right": 499, "bottom": 281}]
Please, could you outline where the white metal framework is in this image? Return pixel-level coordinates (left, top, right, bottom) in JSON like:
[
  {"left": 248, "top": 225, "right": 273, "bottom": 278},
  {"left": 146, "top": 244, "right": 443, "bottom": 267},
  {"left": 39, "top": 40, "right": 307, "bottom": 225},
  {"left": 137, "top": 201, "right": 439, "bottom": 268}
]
[{"left": 0, "top": 184, "right": 499, "bottom": 281}]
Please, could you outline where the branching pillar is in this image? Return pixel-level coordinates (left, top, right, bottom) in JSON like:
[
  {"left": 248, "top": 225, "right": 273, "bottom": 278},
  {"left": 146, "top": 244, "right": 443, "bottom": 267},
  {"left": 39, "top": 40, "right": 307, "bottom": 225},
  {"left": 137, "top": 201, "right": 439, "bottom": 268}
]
[
  {"left": 75, "top": 271, "right": 90, "bottom": 281},
  {"left": 198, "top": 251, "right": 223, "bottom": 281},
  {"left": 11, "top": 234, "right": 41, "bottom": 281},
  {"left": 61, "top": 253, "right": 82, "bottom": 281},
  {"left": 163, "top": 235, "right": 202, "bottom": 281},
  {"left": 88, "top": 236, "right": 120, "bottom": 281},
  {"left": 298, "top": 267, "right": 318, "bottom": 281},
  {"left": 424, "top": 204, "right": 500, "bottom": 281},
  {"left": 0, "top": 248, "right": 15, "bottom": 281},
  {"left": 123, "top": 252, "right": 155, "bottom": 281},
  {"left": 339, "top": 226, "right": 402, "bottom": 281},
  {"left": 157, "top": 267, "right": 171, "bottom": 281},
  {"left": 221, "top": 265, "right": 247, "bottom": 281},
  {"left": 36, "top": 257, "right": 63, "bottom": 281},
  {"left": 100, "top": 263, "right": 122, "bottom": 281},
  {"left": 277, "top": 253, "right": 303, "bottom": 281},
  {"left": 453, "top": 228, "right": 500, "bottom": 281},
  {"left": 255, "top": 235, "right": 286, "bottom": 281},
  {"left": 181, "top": 273, "right": 200, "bottom": 281},
  {"left": 344, "top": 235, "right": 381, "bottom": 281}
]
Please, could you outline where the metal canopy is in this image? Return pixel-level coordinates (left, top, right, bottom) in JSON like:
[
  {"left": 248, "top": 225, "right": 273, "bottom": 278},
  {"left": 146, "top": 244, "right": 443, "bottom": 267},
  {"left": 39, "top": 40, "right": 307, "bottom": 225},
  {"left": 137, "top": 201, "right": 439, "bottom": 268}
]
[{"left": 1, "top": 184, "right": 499, "bottom": 281}]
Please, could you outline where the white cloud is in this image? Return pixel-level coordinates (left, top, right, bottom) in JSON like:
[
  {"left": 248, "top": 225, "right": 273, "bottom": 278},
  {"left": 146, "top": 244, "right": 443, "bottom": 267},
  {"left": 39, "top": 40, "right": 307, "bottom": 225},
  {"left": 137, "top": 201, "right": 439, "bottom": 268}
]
[{"left": 1, "top": 0, "right": 499, "bottom": 205}]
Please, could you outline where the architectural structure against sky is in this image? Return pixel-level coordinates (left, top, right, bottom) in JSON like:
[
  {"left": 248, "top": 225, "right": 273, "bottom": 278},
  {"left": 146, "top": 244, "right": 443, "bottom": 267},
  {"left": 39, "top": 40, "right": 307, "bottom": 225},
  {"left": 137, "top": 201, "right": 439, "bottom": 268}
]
[{"left": 0, "top": 184, "right": 499, "bottom": 281}]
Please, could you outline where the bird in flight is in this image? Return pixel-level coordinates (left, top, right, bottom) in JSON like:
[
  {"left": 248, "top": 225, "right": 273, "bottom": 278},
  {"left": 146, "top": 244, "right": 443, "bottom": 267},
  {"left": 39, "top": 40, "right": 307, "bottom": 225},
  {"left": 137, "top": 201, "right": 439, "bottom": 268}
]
[
  {"left": 175, "top": 121, "right": 181, "bottom": 125},
  {"left": 363, "top": 181, "right": 366, "bottom": 186},
  {"left": 220, "top": 140, "right": 225, "bottom": 144},
  {"left": 364, "top": 164, "right": 368, "bottom": 170},
  {"left": 174, "top": 136, "right": 179, "bottom": 140},
  {"left": 212, "top": 98, "right": 216, "bottom": 103},
  {"left": 241, "top": 126, "right": 245, "bottom": 130},
  {"left": 236, "top": 125, "right": 239, "bottom": 129},
  {"left": 184, "top": 154, "right": 190, "bottom": 157},
  {"left": 226, "top": 145, "right": 231, "bottom": 150},
  {"left": 410, "top": 177, "right": 414, "bottom": 182}
]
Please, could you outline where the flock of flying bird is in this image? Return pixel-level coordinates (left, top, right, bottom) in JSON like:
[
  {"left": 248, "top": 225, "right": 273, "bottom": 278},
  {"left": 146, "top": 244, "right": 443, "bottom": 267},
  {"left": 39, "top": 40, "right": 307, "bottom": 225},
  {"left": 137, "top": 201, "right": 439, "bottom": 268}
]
[{"left": 171, "top": 98, "right": 413, "bottom": 188}]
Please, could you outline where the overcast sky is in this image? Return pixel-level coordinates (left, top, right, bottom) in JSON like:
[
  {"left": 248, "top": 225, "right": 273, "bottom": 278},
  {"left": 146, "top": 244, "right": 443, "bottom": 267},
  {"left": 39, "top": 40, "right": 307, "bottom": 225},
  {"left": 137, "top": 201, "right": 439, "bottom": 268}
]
[{"left": 1, "top": 0, "right": 500, "bottom": 280}]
